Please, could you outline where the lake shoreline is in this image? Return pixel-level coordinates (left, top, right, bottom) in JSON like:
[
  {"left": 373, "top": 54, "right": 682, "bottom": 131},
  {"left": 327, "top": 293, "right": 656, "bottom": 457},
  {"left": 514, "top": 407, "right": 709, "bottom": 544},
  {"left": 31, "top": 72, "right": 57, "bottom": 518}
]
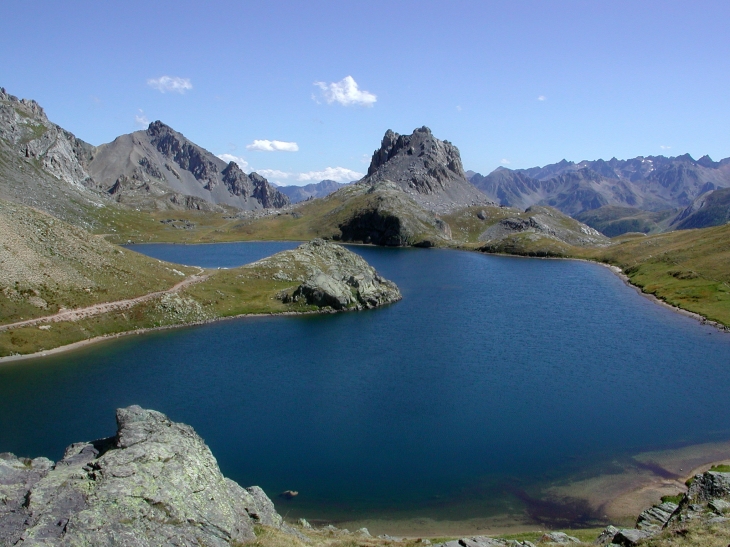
[
  {"left": 2, "top": 246, "right": 726, "bottom": 365},
  {"left": 473, "top": 249, "right": 730, "bottom": 334},
  {"left": 320, "top": 441, "right": 730, "bottom": 538},
  {"left": 0, "top": 308, "right": 342, "bottom": 365}
]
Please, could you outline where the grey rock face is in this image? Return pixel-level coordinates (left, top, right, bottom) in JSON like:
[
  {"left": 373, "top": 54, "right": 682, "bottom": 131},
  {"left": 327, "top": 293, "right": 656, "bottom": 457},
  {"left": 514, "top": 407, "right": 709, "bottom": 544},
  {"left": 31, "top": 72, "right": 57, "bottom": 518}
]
[
  {"left": 434, "top": 537, "right": 534, "bottom": 547},
  {"left": 685, "top": 471, "right": 730, "bottom": 504},
  {"left": 90, "top": 121, "right": 290, "bottom": 212},
  {"left": 593, "top": 525, "right": 619, "bottom": 545},
  {"left": 708, "top": 498, "right": 730, "bottom": 514},
  {"left": 362, "top": 127, "right": 491, "bottom": 212},
  {"left": 0, "top": 406, "right": 292, "bottom": 546},
  {"left": 270, "top": 239, "right": 401, "bottom": 309},
  {"left": 635, "top": 501, "right": 678, "bottom": 530},
  {"left": 538, "top": 531, "right": 581, "bottom": 544},
  {"left": 611, "top": 528, "right": 655, "bottom": 546},
  {"left": 335, "top": 181, "right": 454, "bottom": 247},
  {"left": 0, "top": 87, "right": 112, "bottom": 228},
  {"left": 0, "top": 88, "right": 96, "bottom": 190}
]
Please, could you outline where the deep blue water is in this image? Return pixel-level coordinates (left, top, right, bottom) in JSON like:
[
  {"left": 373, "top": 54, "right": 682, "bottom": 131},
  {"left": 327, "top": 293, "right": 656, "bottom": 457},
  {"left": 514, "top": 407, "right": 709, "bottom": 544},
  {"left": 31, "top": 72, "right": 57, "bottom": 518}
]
[{"left": 1, "top": 243, "right": 729, "bottom": 523}]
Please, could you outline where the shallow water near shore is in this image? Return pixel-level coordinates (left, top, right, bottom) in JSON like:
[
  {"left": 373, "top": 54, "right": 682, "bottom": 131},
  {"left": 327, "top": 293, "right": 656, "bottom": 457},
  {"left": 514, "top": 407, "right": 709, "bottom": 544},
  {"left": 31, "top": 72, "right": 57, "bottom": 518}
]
[{"left": 1, "top": 243, "right": 729, "bottom": 530}]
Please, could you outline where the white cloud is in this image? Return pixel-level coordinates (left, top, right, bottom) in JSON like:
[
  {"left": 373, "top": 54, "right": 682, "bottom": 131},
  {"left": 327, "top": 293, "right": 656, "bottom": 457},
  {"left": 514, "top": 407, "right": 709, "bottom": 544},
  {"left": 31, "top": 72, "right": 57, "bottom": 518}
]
[
  {"left": 256, "top": 169, "right": 291, "bottom": 180},
  {"left": 135, "top": 109, "right": 149, "bottom": 127},
  {"left": 456, "top": 105, "right": 462, "bottom": 112},
  {"left": 251, "top": 166, "right": 364, "bottom": 185},
  {"left": 313, "top": 76, "right": 377, "bottom": 107},
  {"left": 216, "top": 154, "right": 250, "bottom": 171},
  {"left": 297, "top": 167, "right": 364, "bottom": 183},
  {"left": 147, "top": 76, "right": 193, "bottom": 94},
  {"left": 537, "top": 95, "right": 547, "bottom": 101},
  {"left": 246, "top": 140, "right": 299, "bottom": 152},
  {"left": 660, "top": 145, "right": 672, "bottom": 150},
  {"left": 500, "top": 158, "right": 511, "bottom": 165}
]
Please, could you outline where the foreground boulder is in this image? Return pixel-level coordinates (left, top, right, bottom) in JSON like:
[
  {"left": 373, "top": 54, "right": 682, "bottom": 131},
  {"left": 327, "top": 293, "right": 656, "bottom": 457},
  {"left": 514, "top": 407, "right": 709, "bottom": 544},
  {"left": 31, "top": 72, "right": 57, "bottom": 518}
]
[{"left": 0, "top": 406, "right": 296, "bottom": 546}]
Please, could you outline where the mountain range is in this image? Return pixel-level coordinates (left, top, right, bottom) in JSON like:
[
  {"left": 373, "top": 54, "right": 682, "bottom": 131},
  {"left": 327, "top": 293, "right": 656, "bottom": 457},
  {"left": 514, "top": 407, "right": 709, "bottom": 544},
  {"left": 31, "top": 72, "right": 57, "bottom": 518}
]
[
  {"left": 468, "top": 155, "right": 730, "bottom": 216},
  {"left": 0, "top": 87, "right": 288, "bottom": 227},
  {"left": 2, "top": 85, "right": 729, "bottom": 238},
  {"left": 276, "top": 179, "right": 347, "bottom": 203}
]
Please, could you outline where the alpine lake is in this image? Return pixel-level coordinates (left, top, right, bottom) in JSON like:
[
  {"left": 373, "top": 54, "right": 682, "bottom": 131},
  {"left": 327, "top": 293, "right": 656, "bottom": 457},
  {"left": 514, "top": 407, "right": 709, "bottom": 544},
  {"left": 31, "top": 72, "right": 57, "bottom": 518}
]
[{"left": 2, "top": 242, "right": 729, "bottom": 533}]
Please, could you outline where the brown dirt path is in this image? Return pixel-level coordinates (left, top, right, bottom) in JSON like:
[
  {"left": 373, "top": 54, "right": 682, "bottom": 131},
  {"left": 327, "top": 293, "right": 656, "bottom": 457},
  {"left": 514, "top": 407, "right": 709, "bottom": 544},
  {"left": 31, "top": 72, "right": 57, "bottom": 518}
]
[{"left": 0, "top": 268, "right": 208, "bottom": 331}]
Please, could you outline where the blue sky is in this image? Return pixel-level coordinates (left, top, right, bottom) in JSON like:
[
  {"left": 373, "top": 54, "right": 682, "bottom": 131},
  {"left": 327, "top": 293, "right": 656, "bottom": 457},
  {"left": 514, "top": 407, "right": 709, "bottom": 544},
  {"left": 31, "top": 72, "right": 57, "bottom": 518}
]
[{"left": 3, "top": 1, "right": 729, "bottom": 184}]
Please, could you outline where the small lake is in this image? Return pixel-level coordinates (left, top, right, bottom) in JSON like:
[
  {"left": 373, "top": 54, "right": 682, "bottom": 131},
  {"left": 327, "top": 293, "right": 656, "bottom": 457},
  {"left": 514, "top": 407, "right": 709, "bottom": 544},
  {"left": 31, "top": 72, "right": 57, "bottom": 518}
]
[{"left": 1, "top": 243, "right": 729, "bottom": 525}]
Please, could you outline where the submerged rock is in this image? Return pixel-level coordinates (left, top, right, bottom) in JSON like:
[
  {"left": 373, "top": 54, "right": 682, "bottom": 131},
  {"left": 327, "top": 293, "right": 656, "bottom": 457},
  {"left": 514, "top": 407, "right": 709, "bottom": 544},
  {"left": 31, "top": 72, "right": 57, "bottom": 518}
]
[{"left": 0, "top": 406, "right": 297, "bottom": 546}]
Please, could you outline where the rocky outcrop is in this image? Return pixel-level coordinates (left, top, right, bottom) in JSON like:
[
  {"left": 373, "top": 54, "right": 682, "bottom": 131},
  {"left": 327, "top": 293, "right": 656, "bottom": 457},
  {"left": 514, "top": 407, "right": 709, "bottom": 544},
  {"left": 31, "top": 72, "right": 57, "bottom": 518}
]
[
  {"left": 89, "top": 121, "right": 290, "bottom": 211},
  {"left": 478, "top": 205, "right": 609, "bottom": 250},
  {"left": 0, "top": 88, "right": 96, "bottom": 190},
  {"left": 361, "top": 127, "right": 491, "bottom": 212},
  {"left": 0, "top": 88, "right": 112, "bottom": 228},
  {"left": 333, "top": 181, "right": 454, "bottom": 247},
  {"left": 0, "top": 406, "right": 298, "bottom": 546},
  {"left": 249, "top": 239, "right": 401, "bottom": 310},
  {"left": 434, "top": 536, "right": 538, "bottom": 546},
  {"left": 635, "top": 501, "right": 678, "bottom": 531},
  {"left": 593, "top": 470, "right": 730, "bottom": 546}
]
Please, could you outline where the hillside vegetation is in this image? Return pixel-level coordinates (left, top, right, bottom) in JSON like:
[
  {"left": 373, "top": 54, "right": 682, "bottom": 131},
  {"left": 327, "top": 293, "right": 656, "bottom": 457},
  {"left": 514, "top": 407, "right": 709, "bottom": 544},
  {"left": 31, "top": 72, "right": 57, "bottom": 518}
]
[{"left": 0, "top": 198, "right": 198, "bottom": 325}]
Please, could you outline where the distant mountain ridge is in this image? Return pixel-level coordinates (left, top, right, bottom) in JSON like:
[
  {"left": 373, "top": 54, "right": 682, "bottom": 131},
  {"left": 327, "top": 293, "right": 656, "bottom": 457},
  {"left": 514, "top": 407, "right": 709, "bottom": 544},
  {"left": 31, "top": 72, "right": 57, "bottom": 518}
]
[
  {"left": 469, "top": 154, "right": 730, "bottom": 216},
  {"left": 276, "top": 179, "right": 347, "bottom": 203}
]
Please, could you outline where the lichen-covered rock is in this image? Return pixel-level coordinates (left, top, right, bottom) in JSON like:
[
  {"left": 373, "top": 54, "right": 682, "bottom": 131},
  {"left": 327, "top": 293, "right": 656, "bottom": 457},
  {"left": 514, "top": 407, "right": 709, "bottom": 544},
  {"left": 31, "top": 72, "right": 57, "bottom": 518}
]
[
  {"left": 685, "top": 471, "right": 730, "bottom": 504},
  {"left": 636, "top": 501, "right": 678, "bottom": 530},
  {"left": 538, "top": 531, "right": 581, "bottom": 544},
  {"left": 255, "top": 239, "right": 401, "bottom": 310},
  {"left": 593, "top": 525, "right": 619, "bottom": 545},
  {"left": 611, "top": 528, "right": 656, "bottom": 546},
  {"left": 0, "top": 406, "right": 292, "bottom": 546},
  {"left": 434, "top": 537, "right": 535, "bottom": 547}
]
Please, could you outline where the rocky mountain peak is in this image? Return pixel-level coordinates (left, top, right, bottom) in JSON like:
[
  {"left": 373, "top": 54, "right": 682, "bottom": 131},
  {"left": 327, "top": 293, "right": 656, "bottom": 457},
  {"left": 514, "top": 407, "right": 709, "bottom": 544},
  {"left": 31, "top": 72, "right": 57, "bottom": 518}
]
[
  {"left": 361, "top": 126, "right": 488, "bottom": 212},
  {"left": 366, "top": 126, "right": 466, "bottom": 182},
  {"left": 0, "top": 87, "right": 48, "bottom": 121}
]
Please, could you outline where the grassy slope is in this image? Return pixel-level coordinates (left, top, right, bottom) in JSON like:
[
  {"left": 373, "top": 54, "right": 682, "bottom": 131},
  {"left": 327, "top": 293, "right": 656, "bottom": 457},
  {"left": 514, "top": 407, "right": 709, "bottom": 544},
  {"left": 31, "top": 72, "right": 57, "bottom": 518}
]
[
  {"left": 575, "top": 206, "right": 677, "bottom": 237},
  {"left": 0, "top": 264, "right": 319, "bottom": 357},
  {"left": 0, "top": 199, "right": 198, "bottom": 325}
]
